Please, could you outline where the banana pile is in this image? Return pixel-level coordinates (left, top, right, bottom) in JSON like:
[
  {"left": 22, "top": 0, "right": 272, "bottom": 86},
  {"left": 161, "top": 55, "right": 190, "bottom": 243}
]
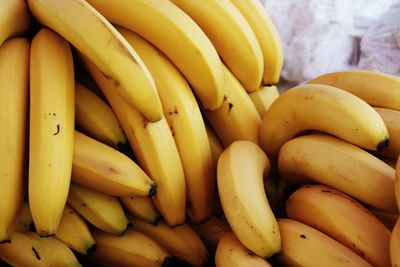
[{"left": 0, "top": 0, "right": 399, "bottom": 266}]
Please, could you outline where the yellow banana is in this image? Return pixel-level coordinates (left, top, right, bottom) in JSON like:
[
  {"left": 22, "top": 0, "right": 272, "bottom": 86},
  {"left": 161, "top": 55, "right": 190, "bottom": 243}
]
[
  {"left": 0, "top": 0, "right": 31, "bottom": 45},
  {"left": 191, "top": 216, "right": 231, "bottom": 251},
  {"left": 29, "top": 28, "right": 74, "bottom": 237},
  {"left": 15, "top": 202, "right": 34, "bottom": 232},
  {"left": 230, "top": 0, "right": 283, "bottom": 85},
  {"left": 215, "top": 232, "right": 273, "bottom": 267},
  {"left": 205, "top": 64, "right": 262, "bottom": 147},
  {"left": 121, "top": 196, "right": 160, "bottom": 225},
  {"left": 217, "top": 140, "right": 280, "bottom": 258},
  {"left": 118, "top": 27, "right": 214, "bottom": 223},
  {"left": 91, "top": 228, "right": 172, "bottom": 267},
  {"left": 206, "top": 123, "right": 224, "bottom": 167},
  {"left": 286, "top": 184, "right": 391, "bottom": 267},
  {"left": 249, "top": 85, "right": 280, "bottom": 117},
  {"left": 171, "top": 0, "right": 263, "bottom": 92},
  {"left": 72, "top": 130, "right": 156, "bottom": 197},
  {"left": 374, "top": 107, "right": 400, "bottom": 158},
  {"left": 260, "top": 84, "right": 389, "bottom": 157},
  {"left": 129, "top": 217, "right": 208, "bottom": 267},
  {"left": 81, "top": 54, "right": 186, "bottom": 227},
  {"left": 55, "top": 205, "right": 96, "bottom": 255},
  {"left": 276, "top": 219, "right": 372, "bottom": 267},
  {"left": 369, "top": 208, "right": 398, "bottom": 230},
  {"left": 278, "top": 134, "right": 397, "bottom": 213},
  {"left": 75, "top": 82, "right": 126, "bottom": 149},
  {"left": 0, "top": 38, "right": 29, "bottom": 242},
  {"left": 27, "top": 0, "right": 163, "bottom": 122},
  {"left": 380, "top": 156, "right": 397, "bottom": 169},
  {"left": 396, "top": 158, "right": 400, "bottom": 212},
  {"left": 391, "top": 218, "right": 400, "bottom": 267},
  {"left": 67, "top": 183, "right": 129, "bottom": 235},
  {"left": 308, "top": 71, "right": 400, "bottom": 111},
  {"left": 0, "top": 231, "right": 81, "bottom": 267},
  {"left": 85, "top": 0, "right": 224, "bottom": 111}
]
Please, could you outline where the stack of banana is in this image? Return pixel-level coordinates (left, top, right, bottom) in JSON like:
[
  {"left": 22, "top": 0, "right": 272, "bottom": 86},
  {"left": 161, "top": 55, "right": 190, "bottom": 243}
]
[{"left": 0, "top": 0, "right": 399, "bottom": 266}]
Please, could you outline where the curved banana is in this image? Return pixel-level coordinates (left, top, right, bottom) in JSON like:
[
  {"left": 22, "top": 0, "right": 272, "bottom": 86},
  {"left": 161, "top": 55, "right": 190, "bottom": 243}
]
[
  {"left": 206, "top": 123, "right": 224, "bottom": 167},
  {"left": 278, "top": 134, "right": 397, "bottom": 213},
  {"left": 72, "top": 130, "right": 156, "bottom": 197},
  {"left": 396, "top": 158, "right": 400, "bottom": 212},
  {"left": 230, "top": 0, "right": 283, "bottom": 85},
  {"left": 191, "top": 216, "right": 231, "bottom": 251},
  {"left": 29, "top": 28, "right": 74, "bottom": 237},
  {"left": 249, "top": 85, "right": 280, "bottom": 117},
  {"left": 129, "top": 217, "right": 208, "bottom": 267},
  {"left": 307, "top": 71, "right": 400, "bottom": 111},
  {"left": 67, "top": 183, "right": 129, "bottom": 235},
  {"left": 0, "top": 231, "right": 80, "bottom": 267},
  {"left": 286, "top": 184, "right": 391, "bottom": 267},
  {"left": 75, "top": 82, "right": 126, "bottom": 149},
  {"left": 205, "top": 64, "right": 262, "bottom": 147},
  {"left": 0, "top": 0, "right": 31, "bottom": 45},
  {"left": 369, "top": 208, "right": 398, "bottom": 230},
  {"left": 215, "top": 232, "right": 273, "bottom": 267},
  {"left": 217, "top": 140, "right": 280, "bottom": 258},
  {"left": 374, "top": 107, "right": 400, "bottom": 158},
  {"left": 171, "top": 0, "right": 263, "bottom": 92},
  {"left": 85, "top": 0, "right": 224, "bottom": 111},
  {"left": 27, "top": 0, "right": 163, "bottom": 122},
  {"left": 121, "top": 196, "right": 160, "bottom": 225},
  {"left": 15, "top": 202, "right": 34, "bottom": 232},
  {"left": 260, "top": 84, "right": 389, "bottom": 157},
  {"left": 391, "top": 218, "right": 400, "bottom": 267},
  {"left": 277, "top": 219, "right": 372, "bottom": 267},
  {"left": 81, "top": 55, "right": 186, "bottom": 227},
  {"left": 55, "top": 205, "right": 96, "bottom": 255},
  {"left": 0, "top": 38, "right": 29, "bottom": 242}
]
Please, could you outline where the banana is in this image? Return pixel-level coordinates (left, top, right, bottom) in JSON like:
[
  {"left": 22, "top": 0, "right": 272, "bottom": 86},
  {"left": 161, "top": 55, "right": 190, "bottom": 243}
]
[
  {"left": 396, "top": 158, "right": 400, "bottom": 212},
  {"left": 249, "top": 85, "right": 280, "bottom": 117},
  {"left": 391, "top": 218, "right": 400, "bottom": 267},
  {"left": 55, "top": 205, "right": 96, "bottom": 255},
  {"left": 0, "top": 0, "right": 31, "bottom": 45},
  {"left": 206, "top": 123, "right": 224, "bottom": 167},
  {"left": 171, "top": 0, "right": 263, "bottom": 92},
  {"left": 81, "top": 54, "right": 186, "bottom": 227},
  {"left": 215, "top": 232, "right": 273, "bottom": 267},
  {"left": 118, "top": 27, "right": 214, "bottom": 223},
  {"left": 278, "top": 134, "right": 397, "bottom": 213},
  {"left": 229, "top": 0, "right": 283, "bottom": 85},
  {"left": 374, "top": 107, "right": 400, "bottom": 158},
  {"left": 29, "top": 28, "right": 74, "bottom": 237},
  {"left": 0, "top": 231, "right": 81, "bottom": 267},
  {"left": 217, "top": 140, "right": 280, "bottom": 258},
  {"left": 0, "top": 38, "right": 29, "bottom": 242},
  {"left": 72, "top": 130, "right": 156, "bottom": 197},
  {"left": 85, "top": 0, "right": 224, "bottom": 111},
  {"left": 276, "top": 219, "right": 372, "bottom": 267},
  {"left": 129, "top": 217, "right": 208, "bottom": 267},
  {"left": 27, "top": 0, "right": 163, "bottom": 122},
  {"left": 15, "top": 203, "right": 34, "bottom": 232},
  {"left": 286, "top": 184, "right": 391, "bottom": 267},
  {"left": 75, "top": 82, "right": 127, "bottom": 149},
  {"left": 260, "top": 84, "right": 389, "bottom": 157},
  {"left": 307, "top": 71, "right": 400, "bottom": 111},
  {"left": 369, "top": 208, "right": 398, "bottom": 230},
  {"left": 380, "top": 156, "right": 397, "bottom": 169},
  {"left": 205, "top": 64, "right": 262, "bottom": 147},
  {"left": 191, "top": 216, "right": 231, "bottom": 251},
  {"left": 91, "top": 228, "right": 173, "bottom": 267},
  {"left": 67, "top": 183, "right": 129, "bottom": 235},
  {"left": 121, "top": 196, "right": 160, "bottom": 225}
]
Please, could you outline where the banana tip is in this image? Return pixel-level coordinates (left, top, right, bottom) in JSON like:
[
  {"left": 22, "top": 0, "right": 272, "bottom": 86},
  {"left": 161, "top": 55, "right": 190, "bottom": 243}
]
[
  {"left": 148, "top": 184, "right": 157, "bottom": 197},
  {"left": 377, "top": 137, "right": 390, "bottom": 151}
]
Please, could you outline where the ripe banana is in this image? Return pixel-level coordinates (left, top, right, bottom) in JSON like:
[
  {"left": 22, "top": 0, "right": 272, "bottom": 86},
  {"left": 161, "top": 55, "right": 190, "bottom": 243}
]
[
  {"left": 171, "top": 0, "right": 263, "bottom": 92},
  {"left": 0, "top": 231, "right": 80, "bottom": 267},
  {"left": 75, "top": 82, "right": 126, "bottom": 149},
  {"left": 286, "top": 184, "right": 391, "bottom": 267},
  {"left": 278, "top": 134, "right": 397, "bottom": 213},
  {"left": 27, "top": 0, "right": 163, "bottom": 122},
  {"left": 380, "top": 156, "right": 397, "bottom": 169},
  {"left": 396, "top": 158, "right": 400, "bottom": 212},
  {"left": 0, "top": 38, "right": 29, "bottom": 242},
  {"left": 260, "top": 84, "right": 389, "bottom": 157},
  {"left": 215, "top": 232, "right": 273, "bottom": 267},
  {"left": 369, "top": 208, "right": 398, "bottom": 230},
  {"left": 0, "top": 0, "right": 31, "bottom": 45},
  {"left": 191, "top": 216, "right": 231, "bottom": 251},
  {"left": 121, "top": 196, "right": 160, "bottom": 225},
  {"left": 205, "top": 64, "right": 262, "bottom": 147},
  {"left": 217, "top": 140, "right": 280, "bottom": 258},
  {"left": 206, "top": 123, "right": 224, "bottom": 167},
  {"left": 81, "top": 55, "right": 186, "bottom": 227},
  {"left": 308, "top": 71, "right": 400, "bottom": 111},
  {"left": 249, "top": 85, "right": 280, "bottom": 117},
  {"left": 67, "top": 183, "right": 129, "bottom": 235},
  {"left": 85, "top": 0, "right": 224, "bottom": 111},
  {"left": 276, "top": 218, "right": 372, "bottom": 267},
  {"left": 391, "top": 218, "right": 400, "bottom": 267},
  {"left": 91, "top": 228, "right": 172, "bottom": 267},
  {"left": 55, "top": 205, "right": 96, "bottom": 255},
  {"left": 15, "top": 202, "right": 34, "bottom": 232},
  {"left": 29, "top": 28, "right": 74, "bottom": 237},
  {"left": 72, "top": 130, "right": 156, "bottom": 197},
  {"left": 129, "top": 217, "right": 208, "bottom": 267},
  {"left": 374, "top": 107, "right": 400, "bottom": 158},
  {"left": 230, "top": 0, "right": 283, "bottom": 85}
]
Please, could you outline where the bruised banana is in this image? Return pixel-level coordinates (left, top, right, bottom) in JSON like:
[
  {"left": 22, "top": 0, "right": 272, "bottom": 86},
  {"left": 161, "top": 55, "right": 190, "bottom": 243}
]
[
  {"left": 121, "top": 196, "right": 160, "bottom": 225},
  {"left": 0, "top": 0, "right": 31, "bottom": 45}
]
